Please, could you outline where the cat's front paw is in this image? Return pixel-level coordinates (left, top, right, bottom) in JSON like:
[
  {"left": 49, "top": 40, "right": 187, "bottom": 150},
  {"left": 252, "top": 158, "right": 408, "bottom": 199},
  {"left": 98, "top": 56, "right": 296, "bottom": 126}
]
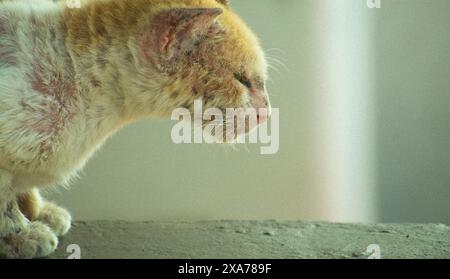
[
  {"left": 37, "top": 202, "right": 72, "bottom": 236},
  {"left": 0, "top": 221, "right": 58, "bottom": 259}
]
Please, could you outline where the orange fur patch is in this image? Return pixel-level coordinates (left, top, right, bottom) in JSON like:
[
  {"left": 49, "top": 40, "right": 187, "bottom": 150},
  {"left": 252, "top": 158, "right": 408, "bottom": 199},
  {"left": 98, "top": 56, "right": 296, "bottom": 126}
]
[{"left": 17, "top": 191, "right": 40, "bottom": 221}]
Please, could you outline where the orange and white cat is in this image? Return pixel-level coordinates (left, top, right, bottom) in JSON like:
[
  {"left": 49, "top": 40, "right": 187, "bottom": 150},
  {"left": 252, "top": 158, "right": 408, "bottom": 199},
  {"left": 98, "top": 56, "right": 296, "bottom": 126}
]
[{"left": 0, "top": 0, "right": 270, "bottom": 258}]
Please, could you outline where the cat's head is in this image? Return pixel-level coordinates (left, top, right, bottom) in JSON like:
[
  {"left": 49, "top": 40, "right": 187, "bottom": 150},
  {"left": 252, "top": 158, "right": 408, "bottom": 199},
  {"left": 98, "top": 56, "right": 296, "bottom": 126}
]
[{"left": 133, "top": 0, "right": 271, "bottom": 140}]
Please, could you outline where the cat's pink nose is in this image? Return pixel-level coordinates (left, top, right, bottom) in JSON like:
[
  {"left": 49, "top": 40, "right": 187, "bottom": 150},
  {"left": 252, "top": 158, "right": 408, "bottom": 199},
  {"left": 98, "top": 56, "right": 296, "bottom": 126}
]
[
  {"left": 251, "top": 90, "right": 271, "bottom": 124},
  {"left": 257, "top": 107, "right": 270, "bottom": 124}
]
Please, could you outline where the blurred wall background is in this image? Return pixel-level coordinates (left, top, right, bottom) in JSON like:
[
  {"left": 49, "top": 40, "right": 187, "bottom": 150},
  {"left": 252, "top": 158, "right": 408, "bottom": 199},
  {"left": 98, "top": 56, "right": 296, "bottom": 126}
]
[
  {"left": 374, "top": 0, "right": 450, "bottom": 224},
  {"left": 48, "top": 0, "right": 450, "bottom": 224}
]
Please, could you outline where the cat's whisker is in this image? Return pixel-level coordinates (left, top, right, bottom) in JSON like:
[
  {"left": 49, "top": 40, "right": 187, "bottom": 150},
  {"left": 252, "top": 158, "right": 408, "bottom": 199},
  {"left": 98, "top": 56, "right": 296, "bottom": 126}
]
[
  {"left": 266, "top": 49, "right": 288, "bottom": 65},
  {"left": 267, "top": 64, "right": 281, "bottom": 75},
  {"left": 266, "top": 56, "right": 288, "bottom": 72},
  {"left": 266, "top": 58, "right": 282, "bottom": 71},
  {"left": 267, "top": 61, "right": 283, "bottom": 77},
  {"left": 266, "top": 48, "right": 286, "bottom": 55},
  {"left": 266, "top": 49, "right": 287, "bottom": 62}
]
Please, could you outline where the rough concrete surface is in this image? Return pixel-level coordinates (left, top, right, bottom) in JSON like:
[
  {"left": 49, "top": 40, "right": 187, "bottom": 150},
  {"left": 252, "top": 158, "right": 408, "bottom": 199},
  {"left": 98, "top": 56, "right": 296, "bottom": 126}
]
[{"left": 50, "top": 221, "right": 450, "bottom": 259}]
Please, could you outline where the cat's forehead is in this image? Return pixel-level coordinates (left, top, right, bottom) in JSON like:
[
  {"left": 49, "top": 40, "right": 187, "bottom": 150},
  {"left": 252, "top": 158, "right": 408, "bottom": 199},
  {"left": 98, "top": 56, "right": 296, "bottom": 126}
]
[{"left": 218, "top": 9, "right": 267, "bottom": 78}]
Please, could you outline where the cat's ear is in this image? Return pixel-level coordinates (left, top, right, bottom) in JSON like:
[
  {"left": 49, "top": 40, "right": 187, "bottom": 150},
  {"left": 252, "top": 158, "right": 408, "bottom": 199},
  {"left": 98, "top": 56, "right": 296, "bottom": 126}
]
[{"left": 140, "top": 8, "right": 223, "bottom": 69}]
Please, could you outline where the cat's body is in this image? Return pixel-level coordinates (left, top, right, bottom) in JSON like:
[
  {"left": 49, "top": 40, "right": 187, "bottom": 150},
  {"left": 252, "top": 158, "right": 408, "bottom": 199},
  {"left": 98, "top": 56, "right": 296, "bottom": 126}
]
[
  {"left": 0, "top": 0, "right": 270, "bottom": 258},
  {"left": 1, "top": 0, "right": 134, "bottom": 191}
]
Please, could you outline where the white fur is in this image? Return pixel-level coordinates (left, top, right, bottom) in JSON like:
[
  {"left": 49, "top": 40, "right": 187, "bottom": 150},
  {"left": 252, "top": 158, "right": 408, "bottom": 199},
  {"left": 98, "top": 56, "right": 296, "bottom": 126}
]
[{"left": 0, "top": 0, "right": 119, "bottom": 258}]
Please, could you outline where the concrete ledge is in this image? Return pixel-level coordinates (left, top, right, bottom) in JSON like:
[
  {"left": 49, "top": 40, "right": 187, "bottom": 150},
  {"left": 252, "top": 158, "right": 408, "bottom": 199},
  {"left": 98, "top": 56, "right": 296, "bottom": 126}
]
[{"left": 51, "top": 221, "right": 450, "bottom": 259}]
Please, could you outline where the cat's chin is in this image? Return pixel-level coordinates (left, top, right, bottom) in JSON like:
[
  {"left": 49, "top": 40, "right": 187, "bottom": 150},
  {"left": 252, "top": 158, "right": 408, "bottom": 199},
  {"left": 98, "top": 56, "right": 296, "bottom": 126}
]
[{"left": 203, "top": 124, "right": 261, "bottom": 144}]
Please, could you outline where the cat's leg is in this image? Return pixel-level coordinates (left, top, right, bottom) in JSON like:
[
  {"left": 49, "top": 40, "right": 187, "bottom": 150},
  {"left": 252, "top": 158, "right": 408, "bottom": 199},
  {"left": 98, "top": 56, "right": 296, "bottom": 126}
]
[
  {"left": 17, "top": 188, "right": 42, "bottom": 221},
  {"left": 0, "top": 169, "right": 58, "bottom": 258},
  {"left": 18, "top": 188, "right": 71, "bottom": 236}
]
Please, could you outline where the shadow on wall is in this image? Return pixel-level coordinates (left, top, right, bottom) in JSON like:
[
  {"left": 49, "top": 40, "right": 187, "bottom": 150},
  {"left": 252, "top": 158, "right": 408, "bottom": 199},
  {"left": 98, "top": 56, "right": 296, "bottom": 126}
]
[{"left": 375, "top": 0, "right": 450, "bottom": 224}]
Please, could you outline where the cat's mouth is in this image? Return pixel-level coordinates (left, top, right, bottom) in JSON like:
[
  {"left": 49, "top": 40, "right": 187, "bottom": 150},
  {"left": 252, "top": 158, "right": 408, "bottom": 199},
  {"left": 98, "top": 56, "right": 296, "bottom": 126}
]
[{"left": 200, "top": 106, "right": 271, "bottom": 143}]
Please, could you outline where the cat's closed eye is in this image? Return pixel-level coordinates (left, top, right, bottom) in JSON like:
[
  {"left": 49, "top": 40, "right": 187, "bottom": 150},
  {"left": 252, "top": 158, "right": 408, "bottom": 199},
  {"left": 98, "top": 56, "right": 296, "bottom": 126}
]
[{"left": 234, "top": 72, "right": 252, "bottom": 89}]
